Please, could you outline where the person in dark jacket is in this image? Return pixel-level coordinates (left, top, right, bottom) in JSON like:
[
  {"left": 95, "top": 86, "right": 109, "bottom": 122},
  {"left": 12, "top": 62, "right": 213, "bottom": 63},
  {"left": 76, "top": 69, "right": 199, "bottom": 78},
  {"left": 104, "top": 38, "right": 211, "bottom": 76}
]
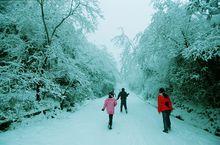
[
  {"left": 117, "top": 88, "right": 129, "bottom": 113},
  {"left": 157, "top": 88, "right": 173, "bottom": 133}
]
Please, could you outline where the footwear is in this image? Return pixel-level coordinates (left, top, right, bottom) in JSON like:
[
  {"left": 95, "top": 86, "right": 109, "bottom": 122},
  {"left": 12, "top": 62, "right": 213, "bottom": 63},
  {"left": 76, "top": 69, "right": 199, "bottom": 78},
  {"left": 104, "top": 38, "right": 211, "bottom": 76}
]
[
  {"left": 108, "top": 124, "right": 112, "bottom": 129},
  {"left": 163, "top": 130, "right": 168, "bottom": 133},
  {"left": 126, "top": 110, "right": 128, "bottom": 114}
]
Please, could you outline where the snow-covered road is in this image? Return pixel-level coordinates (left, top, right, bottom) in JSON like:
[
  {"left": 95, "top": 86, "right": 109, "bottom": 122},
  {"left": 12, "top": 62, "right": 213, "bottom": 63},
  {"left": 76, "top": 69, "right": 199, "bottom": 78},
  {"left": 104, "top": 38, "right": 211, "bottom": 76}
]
[{"left": 0, "top": 93, "right": 219, "bottom": 145}]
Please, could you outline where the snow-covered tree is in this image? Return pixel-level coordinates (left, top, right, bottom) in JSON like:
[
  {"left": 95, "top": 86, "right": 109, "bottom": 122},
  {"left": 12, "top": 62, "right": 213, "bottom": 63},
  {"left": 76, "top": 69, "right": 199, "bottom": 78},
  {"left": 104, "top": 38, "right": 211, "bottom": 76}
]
[
  {"left": 117, "top": 0, "right": 220, "bottom": 106},
  {"left": 0, "top": 0, "right": 117, "bottom": 119}
]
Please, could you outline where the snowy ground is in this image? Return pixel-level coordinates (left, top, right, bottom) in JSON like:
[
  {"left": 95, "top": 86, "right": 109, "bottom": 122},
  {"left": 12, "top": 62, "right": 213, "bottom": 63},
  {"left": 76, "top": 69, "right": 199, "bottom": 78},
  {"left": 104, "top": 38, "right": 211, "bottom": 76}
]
[{"left": 0, "top": 92, "right": 219, "bottom": 145}]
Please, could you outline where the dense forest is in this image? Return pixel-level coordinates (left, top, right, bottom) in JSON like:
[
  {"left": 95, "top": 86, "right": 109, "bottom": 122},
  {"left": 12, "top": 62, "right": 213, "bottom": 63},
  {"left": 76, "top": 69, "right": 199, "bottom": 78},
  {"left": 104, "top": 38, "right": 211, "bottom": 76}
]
[
  {"left": 0, "top": 0, "right": 118, "bottom": 121},
  {"left": 114, "top": 0, "right": 220, "bottom": 107}
]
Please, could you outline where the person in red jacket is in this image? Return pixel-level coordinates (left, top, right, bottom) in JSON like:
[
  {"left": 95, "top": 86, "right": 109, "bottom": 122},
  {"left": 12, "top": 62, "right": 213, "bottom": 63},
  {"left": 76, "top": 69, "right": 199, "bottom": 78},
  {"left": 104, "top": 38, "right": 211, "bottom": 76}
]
[{"left": 157, "top": 88, "right": 173, "bottom": 133}]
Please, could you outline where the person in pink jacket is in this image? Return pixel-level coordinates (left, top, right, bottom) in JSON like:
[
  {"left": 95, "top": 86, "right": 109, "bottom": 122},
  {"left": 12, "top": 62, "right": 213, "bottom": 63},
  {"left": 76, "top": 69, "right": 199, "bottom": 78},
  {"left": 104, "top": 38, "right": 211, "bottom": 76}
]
[{"left": 102, "top": 92, "right": 117, "bottom": 129}]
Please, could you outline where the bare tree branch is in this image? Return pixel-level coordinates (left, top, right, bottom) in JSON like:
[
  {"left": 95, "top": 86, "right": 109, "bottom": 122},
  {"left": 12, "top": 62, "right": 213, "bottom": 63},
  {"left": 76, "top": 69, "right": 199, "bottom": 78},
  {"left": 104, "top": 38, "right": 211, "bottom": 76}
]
[
  {"left": 38, "top": 0, "right": 81, "bottom": 46},
  {"left": 38, "top": 0, "right": 50, "bottom": 45},
  {"left": 50, "top": 1, "right": 81, "bottom": 44}
]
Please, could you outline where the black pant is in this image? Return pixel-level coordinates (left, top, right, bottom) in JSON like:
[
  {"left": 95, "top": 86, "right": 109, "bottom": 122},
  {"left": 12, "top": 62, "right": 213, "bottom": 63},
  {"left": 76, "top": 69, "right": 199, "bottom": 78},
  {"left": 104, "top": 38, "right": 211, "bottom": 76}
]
[
  {"left": 162, "top": 110, "right": 171, "bottom": 131},
  {"left": 109, "top": 114, "right": 113, "bottom": 127},
  {"left": 120, "top": 101, "right": 127, "bottom": 112}
]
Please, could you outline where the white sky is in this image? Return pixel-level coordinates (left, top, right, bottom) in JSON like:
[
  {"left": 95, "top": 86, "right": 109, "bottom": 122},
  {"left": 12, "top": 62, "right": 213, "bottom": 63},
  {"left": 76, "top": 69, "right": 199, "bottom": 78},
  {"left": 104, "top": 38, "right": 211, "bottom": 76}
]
[{"left": 88, "top": 0, "right": 154, "bottom": 70}]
